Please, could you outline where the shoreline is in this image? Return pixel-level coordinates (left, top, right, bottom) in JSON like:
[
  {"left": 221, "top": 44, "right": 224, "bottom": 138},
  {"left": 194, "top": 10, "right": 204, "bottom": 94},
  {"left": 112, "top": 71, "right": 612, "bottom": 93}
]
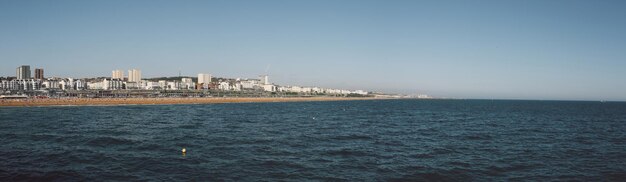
[{"left": 0, "top": 97, "right": 383, "bottom": 107}]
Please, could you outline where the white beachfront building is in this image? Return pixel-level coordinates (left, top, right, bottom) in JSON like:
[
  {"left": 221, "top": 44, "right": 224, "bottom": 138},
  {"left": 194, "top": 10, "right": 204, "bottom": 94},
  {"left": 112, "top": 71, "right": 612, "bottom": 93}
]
[{"left": 181, "top": 78, "right": 194, "bottom": 90}]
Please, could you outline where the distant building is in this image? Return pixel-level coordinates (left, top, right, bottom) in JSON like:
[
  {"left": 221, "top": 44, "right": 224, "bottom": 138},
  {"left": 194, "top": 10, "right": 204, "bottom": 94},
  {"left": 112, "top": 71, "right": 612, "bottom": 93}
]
[
  {"left": 75, "top": 79, "right": 86, "bottom": 90},
  {"left": 124, "top": 81, "right": 140, "bottom": 90},
  {"left": 112, "top": 70, "right": 124, "bottom": 79},
  {"left": 87, "top": 78, "right": 122, "bottom": 90},
  {"left": 261, "top": 84, "right": 276, "bottom": 92},
  {"left": 259, "top": 75, "right": 269, "bottom": 85},
  {"left": 42, "top": 79, "right": 60, "bottom": 89},
  {"left": 16, "top": 65, "right": 31, "bottom": 80},
  {"left": 34, "top": 68, "right": 44, "bottom": 80},
  {"left": 103, "top": 79, "right": 123, "bottom": 90},
  {"left": 158, "top": 80, "right": 167, "bottom": 89},
  {"left": 311, "top": 87, "right": 322, "bottom": 93},
  {"left": 240, "top": 79, "right": 259, "bottom": 89},
  {"left": 218, "top": 81, "right": 230, "bottom": 91},
  {"left": 145, "top": 81, "right": 160, "bottom": 90},
  {"left": 87, "top": 81, "right": 103, "bottom": 90},
  {"left": 128, "top": 69, "right": 141, "bottom": 82},
  {"left": 1, "top": 79, "right": 41, "bottom": 91},
  {"left": 354, "top": 90, "right": 368, "bottom": 95},
  {"left": 166, "top": 81, "right": 180, "bottom": 90},
  {"left": 257, "top": 75, "right": 274, "bottom": 92},
  {"left": 417, "top": 94, "right": 431, "bottom": 99},
  {"left": 181, "top": 78, "right": 194, "bottom": 90},
  {"left": 181, "top": 78, "right": 192, "bottom": 83},
  {"left": 291, "top": 86, "right": 302, "bottom": 92},
  {"left": 197, "top": 73, "right": 211, "bottom": 84},
  {"left": 59, "top": 78, "right": 75, "bottom": 90}
]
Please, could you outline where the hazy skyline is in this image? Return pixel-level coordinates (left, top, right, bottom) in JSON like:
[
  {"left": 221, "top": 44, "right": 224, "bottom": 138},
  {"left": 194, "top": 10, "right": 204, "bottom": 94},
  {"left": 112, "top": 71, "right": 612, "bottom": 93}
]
[{"left": 1, "top": 0, "right": 625, "bottom": 101}]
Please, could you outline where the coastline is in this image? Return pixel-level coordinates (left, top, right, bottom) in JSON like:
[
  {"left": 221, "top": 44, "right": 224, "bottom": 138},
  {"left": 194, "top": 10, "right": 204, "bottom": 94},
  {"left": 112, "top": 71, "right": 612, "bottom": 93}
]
[{"left": 0, "top": 97, "right": 382, "bottom": 107}]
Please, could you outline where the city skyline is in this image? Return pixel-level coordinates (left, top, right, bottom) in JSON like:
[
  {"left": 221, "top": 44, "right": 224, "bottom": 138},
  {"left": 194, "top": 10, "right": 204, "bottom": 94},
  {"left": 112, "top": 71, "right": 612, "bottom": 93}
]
[
  {"left": 2, "top": 64, "right": 373, "bottom": 97},
  {"left": 2, "top": 0, "right": 626, "bottom": 101}
]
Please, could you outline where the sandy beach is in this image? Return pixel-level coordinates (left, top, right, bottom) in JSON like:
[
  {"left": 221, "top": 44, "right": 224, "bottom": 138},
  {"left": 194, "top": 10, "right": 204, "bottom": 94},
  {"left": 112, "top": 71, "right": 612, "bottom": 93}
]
[{"left": 0, "top": 97, "right": 379, "bottom": 107}]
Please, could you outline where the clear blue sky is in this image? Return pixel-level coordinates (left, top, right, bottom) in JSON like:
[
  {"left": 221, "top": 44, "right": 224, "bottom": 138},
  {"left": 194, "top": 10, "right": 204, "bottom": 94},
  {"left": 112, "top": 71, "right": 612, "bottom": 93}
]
[{"left": 1, "top": 0, "right": 625, "bottom": 101}]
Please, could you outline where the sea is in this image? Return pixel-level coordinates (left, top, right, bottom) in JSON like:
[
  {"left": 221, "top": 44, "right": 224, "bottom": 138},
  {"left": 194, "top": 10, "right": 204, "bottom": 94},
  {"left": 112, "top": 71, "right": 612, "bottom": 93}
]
[{"left": 1, "top": 99, "right": 625, "bottom": 181}]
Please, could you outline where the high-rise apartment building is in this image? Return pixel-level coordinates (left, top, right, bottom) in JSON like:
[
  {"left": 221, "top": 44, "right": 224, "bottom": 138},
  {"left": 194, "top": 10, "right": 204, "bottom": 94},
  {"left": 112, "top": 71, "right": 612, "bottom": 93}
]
[
  {"left": 197, "top": 73, "right": 212, "bottom": 84},
  {"left": 128, "top": 69, "right": 142, "bottom": 82},
  {"left": 16, "top": 65, "right": 31, "bottom": 80},
  {"left": 34, "top": 68, "right": 44, "bottom": 80},
  {"left": 112, "top": 70, "right": 124, "bottom": 79}
]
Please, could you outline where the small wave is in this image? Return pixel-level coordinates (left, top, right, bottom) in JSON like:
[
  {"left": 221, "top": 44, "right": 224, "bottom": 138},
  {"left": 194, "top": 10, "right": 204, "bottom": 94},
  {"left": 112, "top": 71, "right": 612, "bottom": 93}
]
[
  {"left": 448, "top": 161, "right": 471, "bottom": 167},
  {"left": 329, "top": 134, "right": 373, "bottom": 141},
  {"left": 609, "top": 137, "right": 626, "bottom": 145},
  {"left": 516, "top": 128, "right": 543, "bottom": 133},
  {"left": 178, "top": 124, "right": 200, "bottom": 129},
  {"left": 310, "top": 176, "right": 350, "bottom": 181},
  {"left": 85, "top": 136, "right": 137, "bottom": 147},
  {"left": 485, "top": 164, "right": 537, "bottom": 176},
  {"left": 388, "top": 169, "right": 473, "bottom": 182},
  {"left": 7, "top": 170, "right": 87, "bottom": 181},
  {"left": 29, "top": 134, "right": 59, "bottom": 141},
  {"left": 602, "top": 172, "right": 626, "bottom": 181},
  {"left": 431, "top": 148, "right": 457, "bottom": 155},
  {"left": 573, "top": 136, "right": 596, "bottom": 145},
  {"left": 257, "top": 160, "right": 307, "bottom": 171},
  {"left": 323, "top": 148, "right": 371, "bottom": 157},
  {"left": 134, "top": 142, "right": 163, "bottom": 151},
  {"left": 462, "top": 133, "right": 493, "bottom": 140},
  {"left": 411, "top": 153, "right": 435, "bottom": 158}
]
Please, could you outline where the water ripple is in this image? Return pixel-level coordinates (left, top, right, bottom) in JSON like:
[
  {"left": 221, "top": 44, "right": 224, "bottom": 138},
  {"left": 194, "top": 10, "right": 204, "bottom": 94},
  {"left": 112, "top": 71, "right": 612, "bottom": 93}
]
[{"left": 1, "top": 100, "right": 625, "bottom": 181}]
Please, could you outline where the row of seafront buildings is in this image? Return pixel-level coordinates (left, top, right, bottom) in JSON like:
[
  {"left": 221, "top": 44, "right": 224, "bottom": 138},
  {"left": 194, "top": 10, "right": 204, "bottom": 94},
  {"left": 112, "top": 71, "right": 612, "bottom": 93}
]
[{"left": 1, "top": 65, "right": 370, "bottom": 97}]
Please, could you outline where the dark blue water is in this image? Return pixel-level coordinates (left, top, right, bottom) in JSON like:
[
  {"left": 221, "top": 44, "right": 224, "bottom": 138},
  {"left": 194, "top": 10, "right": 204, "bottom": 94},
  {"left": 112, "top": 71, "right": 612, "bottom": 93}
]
[{"left": 1, "top": 99, "right": 625, "bottom": 181}]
